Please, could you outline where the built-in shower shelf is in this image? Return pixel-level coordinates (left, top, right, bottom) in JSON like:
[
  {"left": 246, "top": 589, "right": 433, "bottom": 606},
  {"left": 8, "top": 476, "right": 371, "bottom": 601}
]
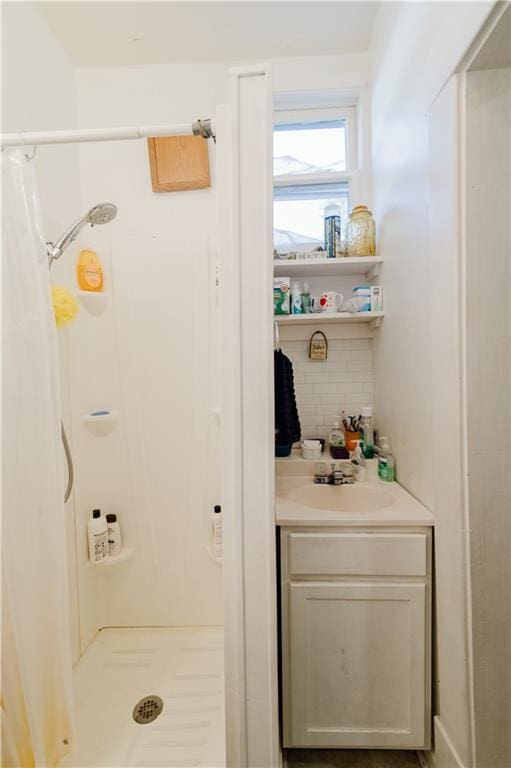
[
  {"left": 82, "top": 410, "right": 119, "bottom": 437},
  {"left": 90, "top": 547, "right": 135, "bottom": 568},
  {"left": 77, "top": 290, "right": 110, "bottom": 316}
]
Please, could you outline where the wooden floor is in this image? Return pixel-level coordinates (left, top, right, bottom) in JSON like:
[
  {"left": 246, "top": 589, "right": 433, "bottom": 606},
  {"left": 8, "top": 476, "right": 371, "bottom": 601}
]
[{"left": 286, "top": 749, "right": 421, "bottom": 768}]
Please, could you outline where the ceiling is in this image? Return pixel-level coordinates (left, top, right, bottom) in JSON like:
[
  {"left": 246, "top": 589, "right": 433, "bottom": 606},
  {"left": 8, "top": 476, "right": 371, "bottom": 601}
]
[{"left": 40, "top": 1, "right": 379, "bottom": 67}]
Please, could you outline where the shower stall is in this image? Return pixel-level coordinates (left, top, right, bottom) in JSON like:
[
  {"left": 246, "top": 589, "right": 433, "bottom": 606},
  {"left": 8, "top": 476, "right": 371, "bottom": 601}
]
[{"left": 2, "top": 64, "right": 278, "bottom": 768}]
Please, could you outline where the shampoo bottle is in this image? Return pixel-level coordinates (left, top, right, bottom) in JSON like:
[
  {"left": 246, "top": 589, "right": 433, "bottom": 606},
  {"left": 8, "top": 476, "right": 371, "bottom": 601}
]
[
  {"left": 106, "top": 513, "right": 122, "bottom": 557},
  {"left": 88, "top": 509, "right": 109, "bottom": 563},
  {"left": 77, "top": 249, "right": 104, "bottom": 292}
]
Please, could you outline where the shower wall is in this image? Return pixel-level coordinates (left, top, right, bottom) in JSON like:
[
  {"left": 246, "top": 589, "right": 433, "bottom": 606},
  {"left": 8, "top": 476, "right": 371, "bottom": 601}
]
[{"left": 69, "top": 64, "right": 227, "bottom": 650}]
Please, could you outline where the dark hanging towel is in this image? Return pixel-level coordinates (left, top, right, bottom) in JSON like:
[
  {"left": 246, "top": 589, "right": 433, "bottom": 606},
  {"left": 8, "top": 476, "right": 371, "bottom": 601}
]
[{"left": 274, "top": 348, "right": 301, "bottom": 449}]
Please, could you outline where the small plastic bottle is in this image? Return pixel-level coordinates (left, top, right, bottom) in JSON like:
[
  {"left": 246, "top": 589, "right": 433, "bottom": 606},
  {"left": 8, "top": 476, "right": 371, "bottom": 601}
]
[
  {"left": 301, "top": 282, "right": 311, "bottom": 313},
  {"left": 211, "top": 505, "right": 223, "bottom": 559},
  {"left": 350, "top": 440, "right": 367, "bottom": 482},
  {"left": 106, "top": 513, "right": 122, "bottom": 556},
  {"left": 291, "top": 283, "right": 303, "bottom": 315},
  {"left": 88, "top": 509, "right": 109, "bottom": 563}
]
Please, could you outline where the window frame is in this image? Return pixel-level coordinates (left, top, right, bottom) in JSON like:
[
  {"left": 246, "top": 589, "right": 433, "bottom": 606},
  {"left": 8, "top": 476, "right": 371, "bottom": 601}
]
[
  {"left": 273, "top": 105, "right": 358, "bottom": 179},
  {"left": 272, "top": 105, "right": 359, "bottom": 251}
]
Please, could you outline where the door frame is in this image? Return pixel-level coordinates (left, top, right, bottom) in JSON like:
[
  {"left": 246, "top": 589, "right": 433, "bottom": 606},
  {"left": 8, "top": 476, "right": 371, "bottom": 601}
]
[{"left": 218, "top": 64, "right": 280, "bottom": 768}]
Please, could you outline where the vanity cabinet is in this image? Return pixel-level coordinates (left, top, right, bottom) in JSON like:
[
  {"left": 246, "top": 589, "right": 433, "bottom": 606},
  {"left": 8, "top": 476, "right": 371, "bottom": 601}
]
[{"left": 280, "top": 527, "right": 432, "bottom": 749}]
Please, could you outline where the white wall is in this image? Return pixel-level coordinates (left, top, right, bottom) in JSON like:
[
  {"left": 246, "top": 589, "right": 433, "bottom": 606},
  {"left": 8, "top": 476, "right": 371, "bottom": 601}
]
[
  {"left": 369, "top": 3, "right": 494, "bottom": 766},
  {"left": 465, "top": 64, "right": 511, "bottom": 768},
  {"left": 1, "top": 1, "right": 81, "bottom": 666}
]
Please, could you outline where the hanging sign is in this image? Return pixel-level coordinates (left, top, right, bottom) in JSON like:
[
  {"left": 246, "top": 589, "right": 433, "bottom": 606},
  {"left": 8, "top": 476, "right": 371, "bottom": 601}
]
[{"left": 309, "top": 330, "right": 328, "bottom": 360}]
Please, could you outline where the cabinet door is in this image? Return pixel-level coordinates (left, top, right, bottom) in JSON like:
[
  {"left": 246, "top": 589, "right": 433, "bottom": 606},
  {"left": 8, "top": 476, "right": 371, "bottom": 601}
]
[{"left": 284, "top": 581, "right": 427, "bottom": 748}]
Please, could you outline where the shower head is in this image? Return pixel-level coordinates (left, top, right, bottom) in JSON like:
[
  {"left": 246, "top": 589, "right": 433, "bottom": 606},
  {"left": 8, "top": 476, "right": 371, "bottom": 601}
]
[{"left": 47, "top": 202, "right": 117, "bottom": 267}]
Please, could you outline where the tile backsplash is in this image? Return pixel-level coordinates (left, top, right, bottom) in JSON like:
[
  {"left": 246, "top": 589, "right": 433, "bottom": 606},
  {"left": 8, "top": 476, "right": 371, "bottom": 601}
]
[{"left": 281, "top": 338, "right": 374, "bottom": 441}]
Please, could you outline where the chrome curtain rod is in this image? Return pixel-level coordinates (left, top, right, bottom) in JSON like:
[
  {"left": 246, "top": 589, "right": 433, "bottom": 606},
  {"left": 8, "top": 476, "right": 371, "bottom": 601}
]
[{"left": 0, "top": 118, "right": 216, "bottom": 148}]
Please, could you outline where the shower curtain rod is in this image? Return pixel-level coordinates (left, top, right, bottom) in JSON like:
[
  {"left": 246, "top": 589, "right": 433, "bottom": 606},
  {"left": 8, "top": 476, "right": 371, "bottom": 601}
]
[{"left": 0, "top": 118, "right": 216, "bottom": 148}]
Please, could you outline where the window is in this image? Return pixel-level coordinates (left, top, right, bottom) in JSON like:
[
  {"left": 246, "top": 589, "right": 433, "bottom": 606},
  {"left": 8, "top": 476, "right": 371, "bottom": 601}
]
[{"left": 273, "top": 107, "right": 357, "bottom": 255}]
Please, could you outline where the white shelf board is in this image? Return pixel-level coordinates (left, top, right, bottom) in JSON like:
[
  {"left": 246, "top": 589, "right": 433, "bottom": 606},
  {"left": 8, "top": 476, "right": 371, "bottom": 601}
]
[
  {"left": 82, "top": 411, "right": 119, "bottom": 437},
  {"left": 273, "top": 256, "right": 382, "bottom": 279},
  {"left": 274, "top": 311, "right": 384, "bottom": 327},
  {"left": 89, "top": 547, "right": 135, "bottom": 568}
]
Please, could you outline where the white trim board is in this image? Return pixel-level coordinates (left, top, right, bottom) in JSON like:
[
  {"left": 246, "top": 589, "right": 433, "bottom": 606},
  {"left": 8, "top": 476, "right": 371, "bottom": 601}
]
[
  {"left": 219, "top": 65, "right": 280, "bottom": 768},
  {"left": 434, "top": 717, "right": 467, "bottom": 768}
]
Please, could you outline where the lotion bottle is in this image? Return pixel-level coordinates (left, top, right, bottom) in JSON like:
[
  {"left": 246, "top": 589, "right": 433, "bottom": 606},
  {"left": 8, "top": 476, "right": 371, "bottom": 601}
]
[{"left": 88, "top": 509, "right": 109, "bottom": 563}]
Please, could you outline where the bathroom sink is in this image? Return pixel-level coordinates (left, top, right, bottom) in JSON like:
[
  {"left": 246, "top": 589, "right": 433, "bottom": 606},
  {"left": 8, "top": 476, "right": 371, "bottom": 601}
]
[{"left": 280, "top": 482, "right": 395, "bottom": 514}]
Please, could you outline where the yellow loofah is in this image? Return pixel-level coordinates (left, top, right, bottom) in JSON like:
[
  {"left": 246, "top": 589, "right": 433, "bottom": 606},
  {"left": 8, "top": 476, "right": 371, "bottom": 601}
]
[{"left": 51, "top": 285, "right": 79, "bottom": 328}]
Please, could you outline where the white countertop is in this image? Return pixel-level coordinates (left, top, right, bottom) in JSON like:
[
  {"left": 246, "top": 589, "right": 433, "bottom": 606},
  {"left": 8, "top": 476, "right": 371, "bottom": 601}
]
[{"left": 276, "top": 457, "right": 434, "bottom": 527}]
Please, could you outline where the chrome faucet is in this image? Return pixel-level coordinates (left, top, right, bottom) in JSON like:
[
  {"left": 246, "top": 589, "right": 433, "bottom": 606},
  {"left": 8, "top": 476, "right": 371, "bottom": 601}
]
[{"left": 313, "top": 462, "right": 354, "bottom": 485}]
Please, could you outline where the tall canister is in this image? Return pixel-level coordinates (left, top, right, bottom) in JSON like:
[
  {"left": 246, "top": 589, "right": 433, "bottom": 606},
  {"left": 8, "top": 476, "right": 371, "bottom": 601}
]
[{"left": 324, "top": 203, "right": 341, "bottom": 259}]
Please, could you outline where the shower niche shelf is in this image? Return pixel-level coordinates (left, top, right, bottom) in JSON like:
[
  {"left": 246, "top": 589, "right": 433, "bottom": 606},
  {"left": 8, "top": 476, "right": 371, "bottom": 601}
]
[
  {"left": 82, "top": 410, "right": 119, "bottom": 437},
  {"left": 77, "top": 290, "right": 110, "bottom": 317},
  {"left": 90, "top": 547, "right": 135, "bottom": 568}
]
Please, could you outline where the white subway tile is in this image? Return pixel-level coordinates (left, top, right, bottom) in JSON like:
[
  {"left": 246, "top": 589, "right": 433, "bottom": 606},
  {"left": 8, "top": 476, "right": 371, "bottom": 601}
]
[
  {"left": 321, "top": 361, "right": 347, "bottom": 372},
  {"left": 343, "top": 339, "right": 370, "bottom": 350},
  {"left": 354, "top": 371, "right": 374, "bottom": 382},
  {"left": 329, "top": 371, "right": 355, "bottom": 383},
  {"left": 316, "top": 405, "right": 340, "bottom": 418},
  {"left": 347, "top": 360, "right": 373, "bottom": 372},
  {"left": 346, "top": 392, "right": 373, "bottom": 404},
  {"left": 326, "top": 339, "right": 345, "bottom": 351},
  {"left": 313, "top": 383, "right": 340, "bottom": 394},
  {"left": 337, "top": 382, "right": 365, "bottom": 393},
  {"left": 304, "top": 372, "right": 330, "bottom": 384},
  {"left": 297, "top": 393, "right": 320, "bottom": 405},
  {"left": 320, "top": 394, "right": 346, "bottom": 405},
  {"left": 295, "top": 383, "right": 313, "bottom": 394},
  {"left": 348, "top": 350, "right": 373, "bottom": 361},
  {"left": 299, "top": 405, "right": 318, "bottom": 417}
]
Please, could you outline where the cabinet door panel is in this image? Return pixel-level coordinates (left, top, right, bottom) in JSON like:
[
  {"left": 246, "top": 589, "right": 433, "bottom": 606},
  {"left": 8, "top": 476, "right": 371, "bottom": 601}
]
[{"left": 284, "top": 582, "right": 426, "bottom": 748}]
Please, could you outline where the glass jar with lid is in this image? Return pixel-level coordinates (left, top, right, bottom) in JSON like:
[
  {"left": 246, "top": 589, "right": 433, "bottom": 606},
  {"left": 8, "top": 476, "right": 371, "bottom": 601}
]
[{"left": 346, "top": 205, "right": 376, "bottom": 257}]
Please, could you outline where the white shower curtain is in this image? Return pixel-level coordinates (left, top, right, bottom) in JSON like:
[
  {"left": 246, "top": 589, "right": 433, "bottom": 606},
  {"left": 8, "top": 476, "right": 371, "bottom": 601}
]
[{"left": 1, "top": 150, "right": 74, "bottom": 766}]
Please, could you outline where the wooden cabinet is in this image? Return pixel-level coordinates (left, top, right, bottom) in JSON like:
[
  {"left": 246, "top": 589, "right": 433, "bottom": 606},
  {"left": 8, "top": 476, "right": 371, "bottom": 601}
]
[{"left": 280, "top": 527, "right": 432, "bottom": 749}]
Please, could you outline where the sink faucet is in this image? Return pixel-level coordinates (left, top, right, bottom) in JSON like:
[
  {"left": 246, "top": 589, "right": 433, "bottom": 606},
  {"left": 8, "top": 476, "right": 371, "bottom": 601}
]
[{"left": 313, "top": 462, "right": 354, "bottom": 485}]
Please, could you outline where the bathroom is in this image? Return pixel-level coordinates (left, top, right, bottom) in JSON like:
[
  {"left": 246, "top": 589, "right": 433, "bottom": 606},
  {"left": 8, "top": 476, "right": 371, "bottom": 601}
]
[{"left": 1, "top": 2, "right": 509, "bottom": 768}]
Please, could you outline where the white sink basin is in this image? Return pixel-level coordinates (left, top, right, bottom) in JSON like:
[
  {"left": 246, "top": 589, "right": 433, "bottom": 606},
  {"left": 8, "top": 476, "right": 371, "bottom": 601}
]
[{"left": 281, "top": 482, "right": 395, "bottom": 514}]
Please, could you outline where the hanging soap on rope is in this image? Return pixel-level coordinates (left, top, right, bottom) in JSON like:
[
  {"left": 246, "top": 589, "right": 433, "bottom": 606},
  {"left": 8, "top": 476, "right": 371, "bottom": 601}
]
[{"left": 309, "top": 330, "right": 328, "bottom": 360}]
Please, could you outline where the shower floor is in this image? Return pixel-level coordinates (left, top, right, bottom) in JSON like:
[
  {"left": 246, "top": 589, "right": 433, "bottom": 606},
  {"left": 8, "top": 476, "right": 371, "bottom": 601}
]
[{"left": 69, "top": 627, "right": 225, "bottom": 768}]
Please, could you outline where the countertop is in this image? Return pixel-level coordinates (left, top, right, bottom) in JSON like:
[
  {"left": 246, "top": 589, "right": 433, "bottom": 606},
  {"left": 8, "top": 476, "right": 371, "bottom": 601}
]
[{"left": 276, "top": 455, "right": 434, "bottom": 527}]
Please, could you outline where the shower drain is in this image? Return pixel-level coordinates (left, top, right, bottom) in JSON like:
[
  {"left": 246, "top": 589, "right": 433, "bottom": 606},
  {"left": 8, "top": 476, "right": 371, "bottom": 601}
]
[{"left": 132, "top": 695, "right": 164, "bottom": 724}]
